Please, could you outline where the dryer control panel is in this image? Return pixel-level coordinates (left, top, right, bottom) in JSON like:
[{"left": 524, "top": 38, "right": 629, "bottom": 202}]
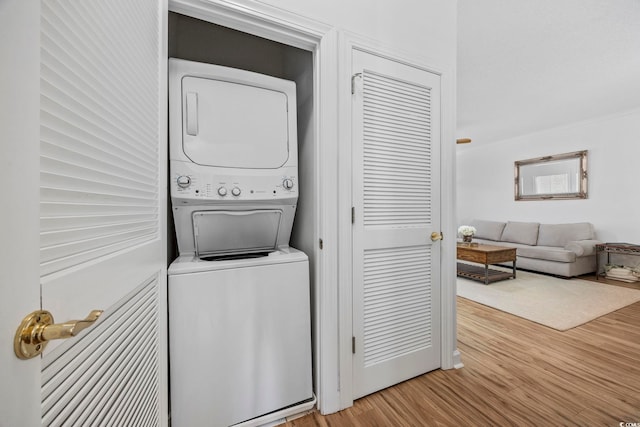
[{"left": 170, "top": 161, "right": 298, "bottom": 204}]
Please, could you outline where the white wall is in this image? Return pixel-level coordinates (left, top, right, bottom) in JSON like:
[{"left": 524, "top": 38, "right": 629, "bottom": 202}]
[
  {"left": 259, "top": 0, "right": 456, "bottom": 66},
  {"left": 457, "top": 109, "right": 640, "bottom": 243}
]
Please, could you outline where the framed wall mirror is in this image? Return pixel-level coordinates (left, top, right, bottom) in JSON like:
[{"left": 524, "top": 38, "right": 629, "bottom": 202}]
[{"left": 514, "top": 150, "right": 588, "bottom": 201}]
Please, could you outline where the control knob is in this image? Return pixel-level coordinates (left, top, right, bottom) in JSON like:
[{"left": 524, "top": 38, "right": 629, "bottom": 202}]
[
  {"left": 231, "top": 187, "right": 241, "bottom": 196},
  {"left": 283, "top": 178, "right": 294, "bottom": 190},
  {"left": 217, "top": 187, "right": 227, "bottom": 196},
  {"left": 176, "top": 175, "right": 191, "bottom": 188}
]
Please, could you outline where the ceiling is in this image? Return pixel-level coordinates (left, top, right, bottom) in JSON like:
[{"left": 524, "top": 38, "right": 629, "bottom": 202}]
[{"left": 456, "top": 0, "right": 640, "bottom": 146}]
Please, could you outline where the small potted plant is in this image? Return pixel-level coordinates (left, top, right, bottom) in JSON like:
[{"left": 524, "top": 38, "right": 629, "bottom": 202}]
[{"left": 458, "top": 225, "right": 477, "bottom": 243}]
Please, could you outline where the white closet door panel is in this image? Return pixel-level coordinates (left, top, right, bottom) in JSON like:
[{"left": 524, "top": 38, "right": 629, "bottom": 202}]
[
  {"left": 362, "top": 71, "right": 432, "bottom": 228},
  {"left": 40, "top": 0, "right": 162, "bottom": 277},
  {"left": 38, "top": 0, "right": 167, "bottom": 425},
  {"left": 352, "top": 49, "right": 441, "bottom": 399},
  {"left": 41, "top": 276, "right": 160, "bottom": 427},
  {"left": 363, "top": 246, "right": 433, "bottom": 367}
]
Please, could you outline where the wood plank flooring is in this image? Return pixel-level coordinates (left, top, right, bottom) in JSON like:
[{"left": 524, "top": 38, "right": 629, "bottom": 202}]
[{"left": 286, "top": 276, "right": 640, "bottom": 426}]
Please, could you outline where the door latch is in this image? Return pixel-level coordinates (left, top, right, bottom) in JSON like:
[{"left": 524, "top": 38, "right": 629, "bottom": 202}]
[
  {"left": 14, "top": 309, "right": 103, "bottom": 360},
  {"left": 431, "top": 231, "right": 443, "bottom": 241}
]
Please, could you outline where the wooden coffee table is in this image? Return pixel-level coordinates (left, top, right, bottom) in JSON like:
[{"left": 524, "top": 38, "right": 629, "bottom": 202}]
[{"left": 457, "top": 243, "right": 517, "bottom": 284}]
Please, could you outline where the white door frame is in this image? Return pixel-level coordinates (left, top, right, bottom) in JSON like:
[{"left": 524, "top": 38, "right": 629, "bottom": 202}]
[
  {"left": 0, "top": 2, "right": 41, "bottom": 426},
  {"left": 337, "top": 31, "right": 462, "bottom": 409},
  {"left": 168, "top": 0, "right": 342, "bottom": 414}
]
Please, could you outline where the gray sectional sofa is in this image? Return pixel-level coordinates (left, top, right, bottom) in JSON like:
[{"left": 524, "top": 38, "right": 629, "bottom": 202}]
[{"left": 467, "top": 220, "right": 601, "bottom": 277}]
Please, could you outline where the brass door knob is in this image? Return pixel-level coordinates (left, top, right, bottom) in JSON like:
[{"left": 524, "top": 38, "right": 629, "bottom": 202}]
[
  {"left": 431, "top": 231, "right": 443, "bottom": 241},
  {"left": 14, "top": 309, "right": 103, "bottom": 360}
]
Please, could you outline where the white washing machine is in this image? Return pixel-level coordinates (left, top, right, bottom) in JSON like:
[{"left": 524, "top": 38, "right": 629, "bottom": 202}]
[
  {"left": 169, "top": 249, "right": 312, "bottom": 427},
  {"left": 167, "top": 59, "right": 313, "bottom": 427}
]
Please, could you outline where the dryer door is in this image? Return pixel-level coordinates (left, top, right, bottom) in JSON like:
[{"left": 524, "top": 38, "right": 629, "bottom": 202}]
[{"left": 181, "top": 76, "right": 291, "bottom": 168}]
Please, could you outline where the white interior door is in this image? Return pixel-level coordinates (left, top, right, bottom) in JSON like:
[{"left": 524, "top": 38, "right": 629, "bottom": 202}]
[
  {"left": 0, "top": 1, "right": 168, "bottom": 425},
  {"left": 351, "top": 49, "right": 442, "bottom": 399}
]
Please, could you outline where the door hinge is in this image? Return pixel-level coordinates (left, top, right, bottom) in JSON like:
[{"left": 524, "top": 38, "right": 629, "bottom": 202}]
[
  {"left": 351, "top": 72, "right": 362, "bottom": 94},
  {"left": 351, "top": 207, "right": 355, "bottom": 224},
  {"left": 319, "top": 238, "right": 323, "bottom": 250},
  {"left": 352, "top": 336, "right": 356, "bottom": 354}
]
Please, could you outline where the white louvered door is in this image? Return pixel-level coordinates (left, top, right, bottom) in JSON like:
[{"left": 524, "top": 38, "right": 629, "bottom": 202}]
[
  {"left": 351, "top": 49, "right": 441, "bottom": 399},
  {"left": 38, "top": 1, "right": 167, "bottom": 426}
]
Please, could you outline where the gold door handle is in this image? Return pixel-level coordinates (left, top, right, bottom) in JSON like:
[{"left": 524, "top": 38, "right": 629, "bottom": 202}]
[
  {"left": 14, "top": 309, "right": 103, "bottom": 360},
  {"left": 431, "top": 231, "right": 443, "bottom": 241}
]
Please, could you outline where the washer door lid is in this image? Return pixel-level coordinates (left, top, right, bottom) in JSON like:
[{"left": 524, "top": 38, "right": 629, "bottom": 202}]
[
  {"left": 192, "top": 210, "right": 282, "bottom": 256},
  {"left": 181, "top": 76, "right": 290, "bottom": 169}
]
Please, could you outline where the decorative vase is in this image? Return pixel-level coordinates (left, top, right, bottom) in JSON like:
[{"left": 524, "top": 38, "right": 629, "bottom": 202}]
[{"left": 463, "top": 234, "right": 473, "bottom": 243}]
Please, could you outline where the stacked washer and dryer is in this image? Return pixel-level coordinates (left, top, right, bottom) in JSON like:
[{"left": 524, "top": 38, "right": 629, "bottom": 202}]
[{"left": 167, "top": 58, "right": 313, "bottom": 427}]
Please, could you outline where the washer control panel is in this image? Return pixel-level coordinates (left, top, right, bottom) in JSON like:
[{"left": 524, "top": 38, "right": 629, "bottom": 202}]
[
  {"left": 171, "top": 162, "right": 297, "bottom": 202},
  {"left": 176, "top": 175, "right": 191, "bottom": 188},
  {"left": 282, "top": 178, "right": 294, "bottom": 190}
]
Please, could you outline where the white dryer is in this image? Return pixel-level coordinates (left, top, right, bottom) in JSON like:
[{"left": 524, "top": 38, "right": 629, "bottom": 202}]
[
  {"left": 167, "top": 58, "right": 313, "bottom": 427},
  {"left": 169, "top": 58, "right": 300, "bottom": 258}
]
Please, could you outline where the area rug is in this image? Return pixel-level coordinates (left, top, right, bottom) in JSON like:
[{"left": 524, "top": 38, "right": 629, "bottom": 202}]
[{"left": 457, "top": 269, "right": 640, "bottom": 331}]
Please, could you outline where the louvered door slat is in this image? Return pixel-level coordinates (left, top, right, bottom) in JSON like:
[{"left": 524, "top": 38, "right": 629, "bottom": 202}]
[
  {"left": 41, "top": 202, "right": 157, "bottom": 217},
  {"left": 40, "top": 78, "right": 153, "bottom": 155},
  {"left": 41, "top": 214, "right": 157, "bottom": 231},
  {"left": 40, "top": 171, "right": 156, "bottom": 200},
  {"left": 363, "top": 168, "right": 429, "bottom": 181},
  {"left": 40, "top": 96, "right": 155, "bottom": 167},
  {"left": 41, "top": 221, "right": 157, "bottom": 247},
  {"left": 41, "top": 141, "right": 154, "bottom": 184},
  {"left": 41, "top": 282, "right": 155, "bottom": 405},
  {"left": 365, "top": 77, "right": 431, "bottom": 104},
  {"left": 365, "top": 282, "right": 429, "bottom": 301},
  {"left": 106, "top": 346, "right": 157, "bottom": 427},
  {"left": 363, "top": 245, "right": 433, "bottom": 363},
  {"left": 365, "top": 109, "right": 431, "bottom": 127},
  {"left": 40, "top": 228, "right": 157, "bottom": 266},
  {"left": 364, "top": 152, "right": 430, "bottom": 166},
  {"left": 40, "top": 189, "right": 156, "bottom": 205},
  {"left": 364, "top": 151, "right": 430, "bottom": 166},
  {"left": 362, "top": 69, "right": 432, "bottom": 228},
  {"left": 41, "top": 116, "right": 156, "bottom": 173},
  {"left": 363, "top": 306, "right": 428, "bottom": 327},
  {"left": 42, "top": 276, "right": 159, "bottom": 427},
  {"left": 41, "top": 0, "right": 160, "bottom": 277},
  {"left": 43, "top": 3, "right": 157, "bottom": 117},
  {"left": 365, "top": 123, "right": 431, "bottom": 141}
]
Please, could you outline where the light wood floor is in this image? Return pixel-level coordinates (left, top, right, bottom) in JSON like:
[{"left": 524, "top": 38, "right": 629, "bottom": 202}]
[{"left": 286, "top": 275, "right": 640, "bottom": 426}]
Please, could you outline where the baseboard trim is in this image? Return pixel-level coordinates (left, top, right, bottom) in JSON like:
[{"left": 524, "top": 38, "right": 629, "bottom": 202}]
[{"left": 452, "top": 349, "right": 464, "bottom": 369}]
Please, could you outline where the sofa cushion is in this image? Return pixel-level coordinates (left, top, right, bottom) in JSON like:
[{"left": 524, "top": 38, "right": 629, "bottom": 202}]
[
  {"left": 564, "top": 239, "right": 599, "bottom": 257},
  {"left": 517, "top": 246, "right": 576, "bottom": 263},
  {"left": 501, "top": 221, "right": 540, "bottom": 246},
  {"left": 470, "top": 220, "right": 507, "bottom": 241},
  {"left": 537, "top": 223, "right": 594, "bottom": 247}
]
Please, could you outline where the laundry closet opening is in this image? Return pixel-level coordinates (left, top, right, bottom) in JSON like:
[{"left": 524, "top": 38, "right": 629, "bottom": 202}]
[
  {"left": 167, "top": 12, "right": 315, "bottom": 264},
  {"left": 166, "top": 11, "right": 319, "bottom": 397}
]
